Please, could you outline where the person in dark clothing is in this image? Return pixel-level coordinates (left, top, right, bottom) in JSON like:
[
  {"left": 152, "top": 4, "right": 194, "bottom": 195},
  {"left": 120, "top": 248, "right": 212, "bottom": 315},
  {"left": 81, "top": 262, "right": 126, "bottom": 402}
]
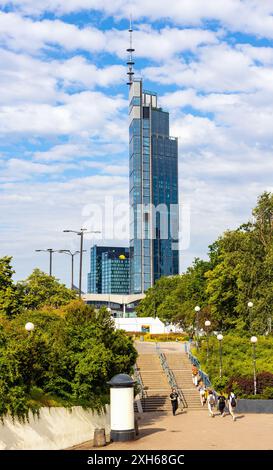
[
  {"left": 217, "top": 393, "right": 226, "bottom": 417},
  {"left": 170, "top": 388, "right": 179, "bottom": 416}
]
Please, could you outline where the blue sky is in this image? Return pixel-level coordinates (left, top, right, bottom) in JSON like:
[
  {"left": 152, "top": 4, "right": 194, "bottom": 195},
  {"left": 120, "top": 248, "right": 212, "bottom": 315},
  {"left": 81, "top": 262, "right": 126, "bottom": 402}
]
[{"left": 0, "top": 0, "right": 273, "bottom": 289}]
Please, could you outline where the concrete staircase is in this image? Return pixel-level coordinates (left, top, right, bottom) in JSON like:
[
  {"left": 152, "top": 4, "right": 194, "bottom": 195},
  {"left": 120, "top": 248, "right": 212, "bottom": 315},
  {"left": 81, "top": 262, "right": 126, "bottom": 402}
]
[
  {"left": 135, "top": 354, "right": 171, "bottom": 412},
  {"left": 165, "top": 353, "right": 205, "bottom": 410}
]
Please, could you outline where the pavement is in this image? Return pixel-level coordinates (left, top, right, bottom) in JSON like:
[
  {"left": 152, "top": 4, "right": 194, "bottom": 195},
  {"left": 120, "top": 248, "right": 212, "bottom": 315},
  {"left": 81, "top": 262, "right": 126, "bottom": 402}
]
[{"left": 72, "top": 409, "right": 273, "bottom": 451}]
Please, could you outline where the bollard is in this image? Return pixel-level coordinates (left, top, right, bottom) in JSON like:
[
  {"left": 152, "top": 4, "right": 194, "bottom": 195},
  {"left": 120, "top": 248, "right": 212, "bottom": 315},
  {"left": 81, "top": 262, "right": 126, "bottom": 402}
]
[
  {"left": 93, "top": 428, "right": 106, "bottom": 447},
  {"left": 134, "top": 416, "right": 139, "bottom": 436},
  {"left": 107, "top": 373, "right": 136, "bottom": 442}
]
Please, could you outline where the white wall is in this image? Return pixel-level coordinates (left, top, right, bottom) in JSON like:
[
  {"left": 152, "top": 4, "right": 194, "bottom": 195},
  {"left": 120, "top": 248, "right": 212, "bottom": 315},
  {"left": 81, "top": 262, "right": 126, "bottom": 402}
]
[
  {"left": 114, "top": 317, "right": 165, "bottom": 333},
  {"left": 114, "top": 317, "right": 183, "bottom": 334},
  {"left": 0, "top": 406, "right": 110, "bottom": 450}
]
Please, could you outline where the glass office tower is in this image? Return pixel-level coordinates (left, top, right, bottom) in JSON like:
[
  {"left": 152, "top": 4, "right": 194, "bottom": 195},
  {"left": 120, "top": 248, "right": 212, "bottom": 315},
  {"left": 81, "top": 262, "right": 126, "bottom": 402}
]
[
  {"left": 87, "top": 245, "right": 129, "bottom": 294},
  {"left": 129, "top": 79, "right": 179, "bottom": 294},
  {"left": 101, "top": 250, "right": 129, "bottom": 294}
]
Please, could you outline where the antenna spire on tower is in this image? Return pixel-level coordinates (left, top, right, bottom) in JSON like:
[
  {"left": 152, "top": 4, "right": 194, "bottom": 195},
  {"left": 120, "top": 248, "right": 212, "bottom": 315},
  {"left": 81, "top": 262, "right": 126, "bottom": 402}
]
[{"left": 126, "top": 16, "right": 135, "bottom": 86}]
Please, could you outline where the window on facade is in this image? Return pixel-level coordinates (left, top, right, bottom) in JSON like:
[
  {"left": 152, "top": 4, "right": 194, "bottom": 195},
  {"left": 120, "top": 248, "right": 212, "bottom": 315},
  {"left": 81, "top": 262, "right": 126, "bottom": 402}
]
[{"left": 143, "top": 107, "right": 150, "bottom": 119}]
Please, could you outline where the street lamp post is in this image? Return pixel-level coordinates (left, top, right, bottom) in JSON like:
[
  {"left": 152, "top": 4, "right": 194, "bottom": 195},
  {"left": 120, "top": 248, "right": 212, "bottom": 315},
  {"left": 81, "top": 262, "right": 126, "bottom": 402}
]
[
  {"left": 268, "top": 317, "right": 272, "bottom": 335},
  {"left": 217, "top": 334, "right": 223, "bottom": 378},
  {"left": 25, "top": 322, "right": 35, "bottom": 333},
  {"left": 35, "top": 249, "right": 58, "bottom": 276},
  {"left": 58, "top": 250, "right": 85, "bottom": 290},
  {"left": 248, "top": 301, "right": 254, "bottom": 332},
  {"left": 25, "top": 322, "right": 35, "bottom": 391},
  {"left": 250, "top": 336, "right": 258, "bottom": 395},
  {"left": 63, "top": 228, "right": 100, "bottom": 298},
  {"left": 194, "top": 306, "right": 201, "bottom": 351},
  {"left": 205, "top": 320, "right": 211, "bottom": 360}
]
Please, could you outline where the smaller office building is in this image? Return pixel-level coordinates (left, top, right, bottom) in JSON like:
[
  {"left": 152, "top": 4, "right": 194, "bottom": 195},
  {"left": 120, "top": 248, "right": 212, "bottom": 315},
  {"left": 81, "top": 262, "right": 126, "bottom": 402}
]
[
  {"left": 101, "top": 250, "right": 129, "bottom": 294},
  {"left": 87, "top": 245, "right": 129, "bottom": 294}
]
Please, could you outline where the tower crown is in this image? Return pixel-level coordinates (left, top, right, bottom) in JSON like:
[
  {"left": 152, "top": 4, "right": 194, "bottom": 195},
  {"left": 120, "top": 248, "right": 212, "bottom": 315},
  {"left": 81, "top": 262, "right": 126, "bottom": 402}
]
[{"left": 127, "top": 19, "right": 134, "bottom": 86}]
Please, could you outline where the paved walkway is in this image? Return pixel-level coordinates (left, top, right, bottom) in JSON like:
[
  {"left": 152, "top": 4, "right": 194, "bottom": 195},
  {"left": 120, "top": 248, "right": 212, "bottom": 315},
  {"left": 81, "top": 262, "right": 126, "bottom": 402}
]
[{"left": 73, "top": 410, "right": 273, "bottom": 451}]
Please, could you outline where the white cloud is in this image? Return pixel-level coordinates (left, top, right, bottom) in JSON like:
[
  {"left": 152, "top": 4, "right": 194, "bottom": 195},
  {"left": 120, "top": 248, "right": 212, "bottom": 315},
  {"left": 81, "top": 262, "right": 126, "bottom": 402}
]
[
  {"left": 1, "top": 1, "right": 273, "bottom": 284},
  {"left": 0, "top": 11, "right": 220, "bottom": 61},
  {"left": 144, "top": 43, "right": 265, "bottom": 93},
  {"left": 2, "top": 0, "right": 273, "bottom": 39},
  {"left": 0, "top": 90, "right": 126, "bottom": 136}
]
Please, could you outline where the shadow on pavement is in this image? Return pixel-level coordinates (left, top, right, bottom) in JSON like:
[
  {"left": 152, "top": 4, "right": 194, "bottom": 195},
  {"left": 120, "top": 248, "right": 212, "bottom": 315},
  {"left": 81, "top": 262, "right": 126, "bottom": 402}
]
[{"left": 136, "top": 427, "right": 166, "bottom": 439}]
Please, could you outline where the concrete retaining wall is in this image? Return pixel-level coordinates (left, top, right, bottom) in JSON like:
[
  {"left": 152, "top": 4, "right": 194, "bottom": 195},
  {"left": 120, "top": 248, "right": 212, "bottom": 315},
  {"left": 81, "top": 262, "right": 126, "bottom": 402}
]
[
  {"left": 236, "top": 399, "right": 273, "bottom": 413},
  {"left": 0, "top": 406, "right": 110, "bottom": 450}
]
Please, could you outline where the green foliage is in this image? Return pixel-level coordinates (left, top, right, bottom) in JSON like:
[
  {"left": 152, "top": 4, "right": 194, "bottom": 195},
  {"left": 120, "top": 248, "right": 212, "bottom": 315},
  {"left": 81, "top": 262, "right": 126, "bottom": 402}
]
[
  {"left": 262, "top": 387, "right": 273, "bottom": 399},
  {"left": 0, "top": 301, "right": 137, "bottom": 421},
  {"left": 136, "top": 192, "right": 273, "bottom": 334},
  {"left": 0, "top": 257, "right": 20, "bottom": 316},
  {"left": 17, "top": 269, "right": 76, "bottom": 311},
  {"left": 194, "top": 334, "right": 273, "bottom": 397},
  {"left": 0, "top": 259, "right": 76, "bottom": 317}
]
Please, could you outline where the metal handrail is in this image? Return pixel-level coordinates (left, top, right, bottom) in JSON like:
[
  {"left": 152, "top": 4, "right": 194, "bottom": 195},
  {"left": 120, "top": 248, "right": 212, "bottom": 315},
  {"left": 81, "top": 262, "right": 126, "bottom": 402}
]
[
  {"left": 188, "top": 348, "right": 212, "bottom": 388},
  {"left": 133, "top": 364, "right": 148, "bottom": 400},
  {"left": 156, "top": 343, "right": 188, "bottom": 409}
]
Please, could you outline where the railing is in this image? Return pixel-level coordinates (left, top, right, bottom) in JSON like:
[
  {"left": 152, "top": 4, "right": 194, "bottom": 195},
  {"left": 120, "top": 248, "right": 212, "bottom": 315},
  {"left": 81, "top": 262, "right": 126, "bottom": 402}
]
[
  {"left": 133, "top": 364, "right": 148, "bottom": 401},
  {"left": 156, "top": 343, "right": 188, "bottom": 409},
  {"left": 134, "top": 365, "right": 148, "bottom": 411},
  {"left": 188, "top": 347, "right": 212, "bottom": 389}
]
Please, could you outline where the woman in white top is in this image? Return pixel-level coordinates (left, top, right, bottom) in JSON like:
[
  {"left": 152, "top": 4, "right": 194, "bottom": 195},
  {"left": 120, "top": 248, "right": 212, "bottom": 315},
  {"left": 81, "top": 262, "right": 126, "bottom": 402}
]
[{"left": 228, "top": 392, "right": 237, "bottom": 421}]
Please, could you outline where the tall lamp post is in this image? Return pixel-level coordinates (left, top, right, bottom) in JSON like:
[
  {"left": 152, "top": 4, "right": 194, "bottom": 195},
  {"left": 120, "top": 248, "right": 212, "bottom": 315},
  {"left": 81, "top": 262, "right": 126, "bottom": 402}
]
[
  {"left": 25, "top": 322, "right": 35, "bottom": 333},
  {"left": 35, "top": 248, "right": 58, "bottom": 276},
  {"left": 248, "top": 301, "right": 254, "bottom": 331},
  {"left": 58, "top": 250, "right": 85, "bottom": 290},
  {"left": 250, "top": 336, "right": 258, "bottom": 395},
  {"left": 63, "top": 228, "right": 100, "bottom": 298},
  {"left": 205, "top": 320, "right": 211, "bottom": 360},
  {"left": 217, "top": 334, "right": 223, "bottom": 378},
  {"left": 194, "top": 306, "right": 201, "bottom": 351}
]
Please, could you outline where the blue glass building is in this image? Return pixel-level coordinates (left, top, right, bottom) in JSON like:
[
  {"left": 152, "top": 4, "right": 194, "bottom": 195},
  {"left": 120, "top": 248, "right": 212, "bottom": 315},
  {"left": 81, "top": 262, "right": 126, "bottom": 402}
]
[
  {"left": 129, "top": 79, "right": 179, "bottom": 293},
  {"left": 87, "top": 245, "right": 129, "bottom": 294},
  {"left": 101, "top": 250, "right": 129, "bottom": 294}
]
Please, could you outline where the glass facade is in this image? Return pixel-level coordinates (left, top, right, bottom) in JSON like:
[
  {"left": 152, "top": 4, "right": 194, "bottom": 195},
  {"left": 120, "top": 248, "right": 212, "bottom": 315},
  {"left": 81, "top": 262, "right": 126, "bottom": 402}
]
[
  {"left": 129, "top": 80, "right": 179, "bottom": 293},
  {"left": 87, "top": 246, "right": 129, "bottom": 294},
  {"left": 101, "top": 251, "right": 129, "bottom": 294}
]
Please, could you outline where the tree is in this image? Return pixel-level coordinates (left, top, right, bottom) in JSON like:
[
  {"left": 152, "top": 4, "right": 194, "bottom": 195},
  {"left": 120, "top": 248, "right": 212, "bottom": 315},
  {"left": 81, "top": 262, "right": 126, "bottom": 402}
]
[
  {"left": 0, "top": 301, "right": 137, "bottom": 420},
  {"left": 136, "top": 276, "right": 181, "bottom": 318},
  {"left": 136, "top": 192, "right": 273, "bottom": 334},
  {"left": 17, "top": 269, "right": 76, "bottom": 311},
  {"left": 0, "top": 257, "right": 20, "bottom": 317}
]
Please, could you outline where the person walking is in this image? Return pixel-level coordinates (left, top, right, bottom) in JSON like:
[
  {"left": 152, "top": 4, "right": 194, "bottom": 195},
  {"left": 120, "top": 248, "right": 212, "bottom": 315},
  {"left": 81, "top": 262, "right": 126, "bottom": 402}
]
[
  {"left": 198, "top": 383, "right": 207, "bottom": 406},
  {"left": 228, "top": 391, "right": 237, "bottom": 421},
  {"left": 170, "top": 387, "right": 179, "bottom": 416},
  {"left": 217, "top": 392, "right": 227, "bottom": 417},
  {"left": 192, "top": 365, "right": 198, "bottom": 384},
  {"left": 207, "top": 390, "right": 216, "bottom": 417}
]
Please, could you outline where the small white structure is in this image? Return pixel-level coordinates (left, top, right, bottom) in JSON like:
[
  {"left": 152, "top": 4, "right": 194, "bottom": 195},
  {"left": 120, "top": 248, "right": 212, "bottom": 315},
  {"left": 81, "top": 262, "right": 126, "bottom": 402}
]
[
  {"left": 107, "top": 374, "right": 135, "bottom": 442},
  {"left": 114, "top": 317, "right": 183, "bottom": 334}
]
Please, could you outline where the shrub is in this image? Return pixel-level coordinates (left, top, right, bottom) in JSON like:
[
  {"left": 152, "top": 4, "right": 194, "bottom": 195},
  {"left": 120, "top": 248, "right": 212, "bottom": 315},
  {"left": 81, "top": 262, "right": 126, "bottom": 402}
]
[
  {"left": 226, "top": 376, "right": 254, "bottom": 396},
  {"left": 144, "top": 333, "right": 187, "bottom": 342},
  {"left": 262, "top": 387, "right": 273, "bottom": 399},
  {"left": 226, "top": 372, "right": 273, "bottom": 397}
]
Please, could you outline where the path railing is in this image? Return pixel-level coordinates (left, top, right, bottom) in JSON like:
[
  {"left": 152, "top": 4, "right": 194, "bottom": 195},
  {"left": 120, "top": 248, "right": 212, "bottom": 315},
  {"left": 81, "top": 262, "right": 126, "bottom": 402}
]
[
  {"left": 187, "top": 347, "right": 212, "bottom": 388},
  {"left": 156, "top": 343, "right": 188, "bottom": 409},
  {"left": 133, "top": 364, "right": 148, "bottom": 412}
]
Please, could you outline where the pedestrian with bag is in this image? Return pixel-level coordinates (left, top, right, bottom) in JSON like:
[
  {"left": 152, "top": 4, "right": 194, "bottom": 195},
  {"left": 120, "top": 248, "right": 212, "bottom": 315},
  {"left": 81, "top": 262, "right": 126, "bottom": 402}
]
[
  {"left": 217, "top": 392, "right": 227, "bottom": 417},
  {"left": 228, "top": 391, "right": 237, "bottom": 421},
  {"left": 207, "top": 389, "right": 216, "bottom": 417}
]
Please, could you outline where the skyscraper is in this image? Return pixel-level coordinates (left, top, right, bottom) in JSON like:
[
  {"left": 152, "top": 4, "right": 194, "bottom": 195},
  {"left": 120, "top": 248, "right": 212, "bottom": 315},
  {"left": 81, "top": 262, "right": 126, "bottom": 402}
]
[{"left": 128, "top": 29, "right": 179, "bottom": 294}]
